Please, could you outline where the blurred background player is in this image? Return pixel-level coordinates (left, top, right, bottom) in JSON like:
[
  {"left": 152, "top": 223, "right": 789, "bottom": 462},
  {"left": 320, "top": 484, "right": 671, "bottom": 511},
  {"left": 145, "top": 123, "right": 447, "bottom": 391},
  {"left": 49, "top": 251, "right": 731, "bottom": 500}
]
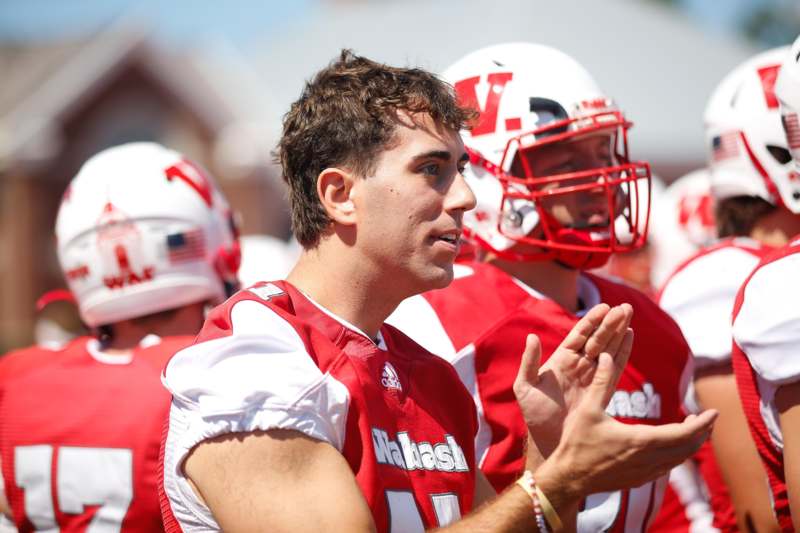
[
  {"left": 0, "top": 142, "right": 240, "bottom": 532},
  {"left": 659, "top": 45, "right": 797, "bottom": 533},
  {"left": 388, "top": 42, "right": 693, "bottom": 531},
  {"left": 237, "top": 234, "right": 300, "bottom": 287},
  {"left": 732, "top": 35, "right": 800, "bottom": 532},
  {"left": 649, "top": 168, "right": 717, "bottom": 289}
]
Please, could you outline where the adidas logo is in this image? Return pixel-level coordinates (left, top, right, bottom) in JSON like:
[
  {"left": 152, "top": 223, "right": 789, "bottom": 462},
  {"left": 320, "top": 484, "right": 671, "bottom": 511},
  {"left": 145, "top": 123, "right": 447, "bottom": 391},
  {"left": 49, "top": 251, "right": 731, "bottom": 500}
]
[{"left": 381, "top": 362, "right": 402, "bottom": 392}]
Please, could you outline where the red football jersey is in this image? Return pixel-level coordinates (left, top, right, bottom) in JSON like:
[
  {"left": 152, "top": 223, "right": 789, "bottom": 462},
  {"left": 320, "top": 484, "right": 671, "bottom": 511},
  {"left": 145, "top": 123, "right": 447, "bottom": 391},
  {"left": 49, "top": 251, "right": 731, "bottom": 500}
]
[
  {"left": 389, "top": 262, "right": 691, "bottom": 532},
  {"left": 659, "top": 237, "right": 771, "bottom": 369},
  {"left": 0, "top": 335, "right": 190, "bottom": 533},
  {"left": 647, "top": 444, "right": 726, "bottom": 533},
  {"left": 655, "top": 237, "right": 772, "bottom": 533},
  {"left": 732, "top": 239, "right": 800, "bottom": 532},
  {"left": 159, "top": 281, "right": 477, "bottom": 532}
]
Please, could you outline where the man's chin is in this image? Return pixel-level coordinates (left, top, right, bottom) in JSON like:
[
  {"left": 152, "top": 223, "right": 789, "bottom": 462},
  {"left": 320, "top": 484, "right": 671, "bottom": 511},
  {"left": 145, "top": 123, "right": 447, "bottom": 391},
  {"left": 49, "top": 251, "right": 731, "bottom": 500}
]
[{"left": 414, "top": 264, "right": 454, "bottom": 293}]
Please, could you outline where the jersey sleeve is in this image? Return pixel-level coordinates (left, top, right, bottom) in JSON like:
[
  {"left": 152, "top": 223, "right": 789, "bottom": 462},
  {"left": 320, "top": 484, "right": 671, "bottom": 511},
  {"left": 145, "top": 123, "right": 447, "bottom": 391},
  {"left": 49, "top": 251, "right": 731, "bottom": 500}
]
[
  {"left": 733, "top": 252, "right": 800, "bottom": 385},
  {"left": 161, "top": 298, "right": 351, "bottom": 531},
  {"left": 659, "top": 247, "right": 760, "bottom": 368},
  {"left": 163, "top": 299, "right": 350, "bottom": 451}
]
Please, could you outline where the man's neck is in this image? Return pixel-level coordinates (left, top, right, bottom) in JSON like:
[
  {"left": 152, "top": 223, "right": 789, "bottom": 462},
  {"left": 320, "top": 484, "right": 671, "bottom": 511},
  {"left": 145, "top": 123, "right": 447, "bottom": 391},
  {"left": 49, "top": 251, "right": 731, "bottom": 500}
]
[
  {"left": 750, "top": 207, "right": 800, "bottom": 248},
  {"left": 488, "top": 256, "right": 582, "bottom": 313},
  {"left": 287, "top": 242, "right": 404, "bottom": 340},
  {"left": 101, "top": 302, "right": 206, "bottom": 353}
]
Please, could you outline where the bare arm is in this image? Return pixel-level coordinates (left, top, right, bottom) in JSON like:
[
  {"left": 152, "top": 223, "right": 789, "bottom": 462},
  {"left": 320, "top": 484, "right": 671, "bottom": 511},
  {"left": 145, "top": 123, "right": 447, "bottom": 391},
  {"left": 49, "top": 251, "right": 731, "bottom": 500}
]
[
  {"left": 185, "top": 429, "right": 377, "bottom": 533},
  {"left": 776, "top": 379, "right": 800, "bottom": 529},
  {"left": 188, "top": 429, "right": 557, "bottom": 533},
  {"left": 695, "top": 363, "right": 780, "bottom": 533}
]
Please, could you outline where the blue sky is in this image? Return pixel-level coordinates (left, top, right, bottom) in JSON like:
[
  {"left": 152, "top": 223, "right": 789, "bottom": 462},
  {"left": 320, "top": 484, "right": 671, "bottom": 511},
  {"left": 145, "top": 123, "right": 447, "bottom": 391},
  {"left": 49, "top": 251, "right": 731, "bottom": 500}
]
[
  {"left": 0, "top": 0, "right": 314, "bottom": 49},
  {"left": 0, "top": 0, "right": 793, "bottom": 50}
]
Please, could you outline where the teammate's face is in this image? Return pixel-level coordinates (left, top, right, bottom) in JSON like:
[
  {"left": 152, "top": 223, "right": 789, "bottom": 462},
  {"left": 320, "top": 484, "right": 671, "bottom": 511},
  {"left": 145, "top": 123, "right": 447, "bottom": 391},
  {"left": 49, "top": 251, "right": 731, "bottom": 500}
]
[
  {"left": 353, "top": 112, "right": 475, "bottom": 294},
  {"left": 513, "top": 134, "right": 625, "bottom": 230}
]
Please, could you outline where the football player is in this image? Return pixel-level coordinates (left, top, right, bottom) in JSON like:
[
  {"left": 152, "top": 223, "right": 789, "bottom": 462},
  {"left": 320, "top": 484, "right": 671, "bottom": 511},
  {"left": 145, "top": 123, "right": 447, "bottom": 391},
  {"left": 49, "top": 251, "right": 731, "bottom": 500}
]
[
  {"left": 659, "top": 46, "right": 795, "bottom": 533},
  {"left": 649, "top": 168, "right": 717, "bottom": 288},
  {"left": 386, "top": 42, "right": 697, "bottom": 531},
  {"left": 159, "top": 50, "right": 717, "bottom": 532},
  {"left": 0, "top": 142, "right": 240, "bottom": 532},
  {"left": 732, "top": 36, "right": 800, "bottom": 532}
]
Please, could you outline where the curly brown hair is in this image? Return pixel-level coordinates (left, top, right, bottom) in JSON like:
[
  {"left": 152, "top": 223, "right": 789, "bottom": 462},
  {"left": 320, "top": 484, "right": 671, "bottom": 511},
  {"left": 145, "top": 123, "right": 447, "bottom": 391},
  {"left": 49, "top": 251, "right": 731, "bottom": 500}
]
[{"left": 277, "top": 50, "right": 476, "bottom": 248}]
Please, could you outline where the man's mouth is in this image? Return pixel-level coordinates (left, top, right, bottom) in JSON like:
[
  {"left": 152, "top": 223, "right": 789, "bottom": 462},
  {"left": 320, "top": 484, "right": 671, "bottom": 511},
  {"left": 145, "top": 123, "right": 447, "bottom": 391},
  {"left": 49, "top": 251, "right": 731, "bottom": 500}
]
[{"left": 435, "top": 231, "right": 461, "bottom": 245}]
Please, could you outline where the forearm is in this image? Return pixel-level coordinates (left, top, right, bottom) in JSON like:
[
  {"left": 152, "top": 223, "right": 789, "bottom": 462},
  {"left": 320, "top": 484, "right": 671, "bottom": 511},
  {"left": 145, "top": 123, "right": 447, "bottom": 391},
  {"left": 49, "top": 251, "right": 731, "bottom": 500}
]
[
  {"left": 441, "top": 457, "right": 579, "bottom": 533},
  {"left": 695, "top": 369, "right": 779, "bottom": 532},
  {"left": 776, "top": 381, "right": 800, "bottom": 528},
  {"left": 434, "top": 484, "right": 540, "bottom": 533}
]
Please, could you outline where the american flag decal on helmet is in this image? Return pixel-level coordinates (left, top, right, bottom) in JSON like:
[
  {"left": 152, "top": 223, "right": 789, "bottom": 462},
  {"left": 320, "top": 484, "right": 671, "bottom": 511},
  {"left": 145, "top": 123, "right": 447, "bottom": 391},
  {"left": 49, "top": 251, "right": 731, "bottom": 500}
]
[
  {"left": 783, "top": 113, "right": 800, "bottom": 150},
  {"left": 712, "top": 131, "right": 740, "bottom": 162},
  {"left": 167, "top": 229, "right": 206, "bottom": 263}
]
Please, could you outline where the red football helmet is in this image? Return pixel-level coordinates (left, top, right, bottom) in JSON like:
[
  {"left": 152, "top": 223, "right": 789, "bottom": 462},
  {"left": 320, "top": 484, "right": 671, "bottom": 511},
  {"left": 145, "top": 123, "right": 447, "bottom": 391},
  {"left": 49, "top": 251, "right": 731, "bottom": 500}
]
[{"left": 442, "top": 42, "right": 652, "bottom": 269}]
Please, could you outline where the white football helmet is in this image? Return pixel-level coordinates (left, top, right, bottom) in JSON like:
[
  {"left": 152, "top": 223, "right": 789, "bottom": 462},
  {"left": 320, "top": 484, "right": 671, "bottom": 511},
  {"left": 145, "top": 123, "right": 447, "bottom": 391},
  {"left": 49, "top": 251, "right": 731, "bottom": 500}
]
[
  {"left": 776, "top": 35, "right": 800, "bottom": 179},
  {"left": 649, "top": 168, "right": 717, "bottom": 288},
  {"left": 237, "top": 234, "right": 300, "bottom": 288},
  {"left": 704, "top": 46, "right": 800, "bottom": 212},
  {"left": 443, "top": 42, "right": 651, "bottom": 269},
  {"left": 56, "top": 142, "right": 241, "bottom": 327}
]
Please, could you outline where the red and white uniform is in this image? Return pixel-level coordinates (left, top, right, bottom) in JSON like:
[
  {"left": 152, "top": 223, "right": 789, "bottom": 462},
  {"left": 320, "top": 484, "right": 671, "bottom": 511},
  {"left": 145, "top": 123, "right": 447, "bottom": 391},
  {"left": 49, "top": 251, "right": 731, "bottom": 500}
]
[
  {"left": 649, "top": 456, "right": 719, "bottom": 533},
  {"left": 388, "top": 261, "right": 692, "bottom": 532},
  {"left": 0, "top": 334, "right": 189, "bottom": 533},
  {"left": 657, "top": 238, "right": 772, "bottom": 532},
  {"left": 659, "top": 237, "right": 771, "bottom": 370},
  {"left": 732, "top": 239, "right": 800, "bottom": 532},
  {"left": 160, "top": 281, "right": 477, "bottom": 533}
]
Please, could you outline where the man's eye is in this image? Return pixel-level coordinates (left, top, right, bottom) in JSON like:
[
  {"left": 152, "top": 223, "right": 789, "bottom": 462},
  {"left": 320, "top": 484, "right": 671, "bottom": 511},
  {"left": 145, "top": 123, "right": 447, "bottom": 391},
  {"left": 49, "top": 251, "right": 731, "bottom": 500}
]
[{"left": 420, "top": 163, "right": 440, "bottom": 176}]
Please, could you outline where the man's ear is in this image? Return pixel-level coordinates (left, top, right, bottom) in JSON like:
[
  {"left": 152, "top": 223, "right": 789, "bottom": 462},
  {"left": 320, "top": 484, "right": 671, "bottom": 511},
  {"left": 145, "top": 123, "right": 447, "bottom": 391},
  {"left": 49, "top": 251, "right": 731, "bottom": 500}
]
[{"left": 318, "top": 167, "right": 357, "bottom": 226}]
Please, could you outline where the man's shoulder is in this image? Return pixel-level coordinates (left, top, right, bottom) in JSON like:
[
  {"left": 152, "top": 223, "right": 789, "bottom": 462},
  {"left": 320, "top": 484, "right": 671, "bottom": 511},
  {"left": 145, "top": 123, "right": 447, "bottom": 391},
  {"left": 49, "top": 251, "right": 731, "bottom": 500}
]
[
  {"left": 659, "top": 238, "right": 770, "bottom": 303},
  {"left": 195, "top": 281, "right": 297, "bottom": 342},
  {"left": 753, "top": 237, "right": 800, "bottom": 273},
  {"left": 732, "top": 240, "right": 800, "bottom": 384}
]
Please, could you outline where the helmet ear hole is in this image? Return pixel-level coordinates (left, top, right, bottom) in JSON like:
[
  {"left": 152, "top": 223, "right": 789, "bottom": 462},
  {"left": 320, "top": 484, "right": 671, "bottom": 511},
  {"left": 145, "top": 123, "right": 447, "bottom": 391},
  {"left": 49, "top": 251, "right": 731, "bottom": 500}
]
[{"left": 767, "top": 144, "right": 792, "bottom": 165}]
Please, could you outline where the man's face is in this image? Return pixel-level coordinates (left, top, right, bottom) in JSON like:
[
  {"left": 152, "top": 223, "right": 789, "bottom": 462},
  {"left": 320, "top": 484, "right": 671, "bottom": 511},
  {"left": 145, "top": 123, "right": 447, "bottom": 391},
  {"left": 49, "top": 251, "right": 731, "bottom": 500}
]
[
  {"left": 352, "top": 112, "right": 475, "bottom": 295},
  {"left": 512, "top": 133, "right": 625, "bottom": 231}
]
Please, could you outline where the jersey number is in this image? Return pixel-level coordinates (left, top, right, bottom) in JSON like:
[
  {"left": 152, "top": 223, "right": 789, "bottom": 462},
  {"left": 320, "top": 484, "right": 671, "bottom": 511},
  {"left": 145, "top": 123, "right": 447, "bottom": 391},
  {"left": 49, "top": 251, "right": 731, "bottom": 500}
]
[
  {"left": 15, "top": 445, "right": 133, "bottom": 533},
  {"left": 386, "top": 490, "right": 460, "bottom": 531}
]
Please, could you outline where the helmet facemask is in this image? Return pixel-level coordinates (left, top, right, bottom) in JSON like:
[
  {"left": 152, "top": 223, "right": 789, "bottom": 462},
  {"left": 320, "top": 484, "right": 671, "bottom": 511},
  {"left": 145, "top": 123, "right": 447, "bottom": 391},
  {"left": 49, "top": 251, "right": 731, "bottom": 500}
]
[{"left": 468, "top": 109, "right": 652, "bottom": 269}]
